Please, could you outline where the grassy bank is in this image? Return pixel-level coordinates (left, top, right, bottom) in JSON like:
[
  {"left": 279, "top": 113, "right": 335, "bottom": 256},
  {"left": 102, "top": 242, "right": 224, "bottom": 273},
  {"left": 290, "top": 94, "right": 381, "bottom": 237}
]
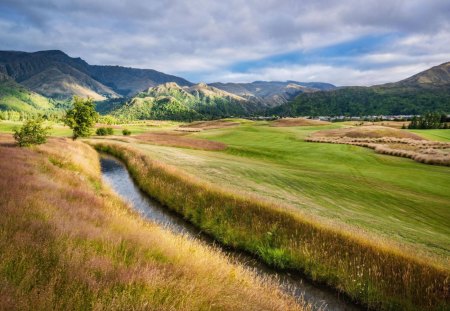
[
  {"left": 110, "top": 124, "right": 450, "bottom": 260},
  {"left": 0, "top": 135, "right": 304, "bottom": 310},
  {"left": 92, "top": 142, "right": 449, "bottom": 311}
]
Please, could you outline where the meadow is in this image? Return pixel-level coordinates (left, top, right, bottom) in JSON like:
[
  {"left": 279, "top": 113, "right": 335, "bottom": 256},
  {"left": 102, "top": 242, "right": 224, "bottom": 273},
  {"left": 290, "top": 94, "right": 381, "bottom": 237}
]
[
  {"left": 1, "top": 118, "right": 449, "bottom": 310},
  {"left": 0, "top": 134, "right": 304, "bottom": 310},
  {"left": 92, "top": 121, "right": 450, "bottom": 260}
]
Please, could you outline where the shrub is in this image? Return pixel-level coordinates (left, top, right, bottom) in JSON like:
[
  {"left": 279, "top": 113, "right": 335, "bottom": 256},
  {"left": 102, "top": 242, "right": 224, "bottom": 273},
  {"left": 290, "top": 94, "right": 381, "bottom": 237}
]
[
  {"left": 96, "top": 127, "right": 114, "bottom": 136},
  {"left": 13, "top": 118, "right": 51, "bottom": 147},
  {"left": 122, "top": 129, "right": 131, "bottom": 136}
]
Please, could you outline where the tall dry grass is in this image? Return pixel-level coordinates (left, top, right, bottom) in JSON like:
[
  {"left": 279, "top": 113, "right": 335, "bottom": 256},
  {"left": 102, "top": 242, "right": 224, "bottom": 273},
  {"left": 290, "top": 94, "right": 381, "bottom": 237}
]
[
  {"left": 306, "top": 136, "right": 450, "bottom": 166},
  {"left": 0, "top": 135, "right": 305, "bottom": 311},
  {"left": 92, "top": 142, "right": 450, "bottom": 311}
]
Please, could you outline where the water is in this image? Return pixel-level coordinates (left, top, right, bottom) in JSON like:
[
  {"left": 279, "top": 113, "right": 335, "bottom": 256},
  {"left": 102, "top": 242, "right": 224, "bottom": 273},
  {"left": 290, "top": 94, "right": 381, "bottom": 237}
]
[{"left": 100, "top": 155, "right": 361, "bottom": 311}]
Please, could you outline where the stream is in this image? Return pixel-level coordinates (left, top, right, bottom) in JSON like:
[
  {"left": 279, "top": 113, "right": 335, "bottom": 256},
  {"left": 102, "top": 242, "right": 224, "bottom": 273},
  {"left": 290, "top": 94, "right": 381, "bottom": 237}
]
[{"left": 100, "top": 155, "right": 361, "bottom": 311}]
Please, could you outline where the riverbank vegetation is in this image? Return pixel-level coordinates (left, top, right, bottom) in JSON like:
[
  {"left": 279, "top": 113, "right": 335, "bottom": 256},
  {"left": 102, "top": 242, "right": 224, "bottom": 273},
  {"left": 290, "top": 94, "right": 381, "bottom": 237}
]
[
  {"left": 0, "top": 134, "right": 305, "bottom": 310},
  {"left": 92, "top": 140, "right": 449, "bottom": 311}
]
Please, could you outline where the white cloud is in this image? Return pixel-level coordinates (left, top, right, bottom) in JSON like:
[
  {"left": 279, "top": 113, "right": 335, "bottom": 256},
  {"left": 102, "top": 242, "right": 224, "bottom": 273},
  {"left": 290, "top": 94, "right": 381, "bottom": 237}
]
[{"left": 0, "top": 0, "right": 449, "bottom": 84}]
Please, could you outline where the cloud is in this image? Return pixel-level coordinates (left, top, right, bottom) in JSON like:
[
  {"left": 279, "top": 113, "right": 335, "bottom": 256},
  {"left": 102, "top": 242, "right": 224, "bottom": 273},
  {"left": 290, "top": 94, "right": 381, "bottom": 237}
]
[{"left": 0, "top": 0, "right": 449, "bottom": 85}]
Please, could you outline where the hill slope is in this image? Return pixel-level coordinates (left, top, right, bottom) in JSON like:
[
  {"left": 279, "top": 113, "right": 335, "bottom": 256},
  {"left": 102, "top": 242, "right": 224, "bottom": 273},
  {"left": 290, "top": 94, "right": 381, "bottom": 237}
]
[
  {"left": 111, "top": 82, "right": 259, "bottom": 120},
  {"left": 0, "top": 50, "right": 192, "bottom": 101},
  {"left": 392, "top": 62, "right": 450, "bottom": 88},
  {"left": 210, "top": 81, "right": 335, "bottom": 107},
  {"left": 273, "top": 62, "right": 450, "bottom": 116},
  {"left": 0, "top": 73, "right": 54, "bottom": 112}
]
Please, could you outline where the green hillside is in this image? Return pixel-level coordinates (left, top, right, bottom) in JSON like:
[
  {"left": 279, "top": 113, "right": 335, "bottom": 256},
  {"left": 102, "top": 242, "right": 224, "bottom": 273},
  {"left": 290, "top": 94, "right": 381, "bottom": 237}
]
[
  {"left": 0, "top": 74, "right": 55, "bottom": 112},
  {"left": 272, "top": 86, "right": 450, "bottom": 116},
  {"left": 111, "top": 82, "right": 260, "bottom": 121},
  {"left": 272, "top": 62, "right": 450, "bottom": 116}
]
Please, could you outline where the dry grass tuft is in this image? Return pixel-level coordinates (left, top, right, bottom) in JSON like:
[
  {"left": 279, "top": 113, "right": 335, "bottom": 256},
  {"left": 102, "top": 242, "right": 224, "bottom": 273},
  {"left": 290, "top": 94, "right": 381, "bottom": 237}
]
[
  {"left": 271, "top": 118, "right": 331, "bottom": 127},
  {"left": 0, "top": 134, "right": 305, "bottom": 311},
  {"left": 312, "top": 125, "right": 423, "bottom": 140},
  {"left": 93, "top": 141, "right": 450, "bottom": 311},
  {"left": 180, "top": 119, "right": 241, "bottom": 130},
  {"left": 308, "top": 126, "right": 450, "bottom": 166},
  {"left": 135, "top": 131, "right": 227, "bottom": 150}
]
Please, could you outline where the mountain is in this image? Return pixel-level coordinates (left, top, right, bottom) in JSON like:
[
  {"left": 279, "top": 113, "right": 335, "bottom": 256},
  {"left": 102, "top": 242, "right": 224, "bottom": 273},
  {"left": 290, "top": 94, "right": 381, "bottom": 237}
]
[
  {"left": 111, "top": 82, "right": 260, "bottom": 121},
  {"left": 88, "top": 65, "right": 192, "bottom": 97},
  {"left": 389, "top": 62, "right": 450, "bottom": 88},
  {"left": 210, "top": 81, "right": 335, "bottom": 107},
  {"left": 0, "top": 72, "right": 55, "bottom": 112},
  {"left": 272, "top": 62, "right": 450, "bottom": 116},
  {"left": 0, "top": 50, "right": 192, "bottom": 101}
]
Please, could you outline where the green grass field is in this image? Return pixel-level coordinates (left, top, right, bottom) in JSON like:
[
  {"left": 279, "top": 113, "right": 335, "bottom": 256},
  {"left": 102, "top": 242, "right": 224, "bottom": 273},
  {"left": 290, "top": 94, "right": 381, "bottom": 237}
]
[
  {"left": 97, "top": 121, "right": 450, "bottom": 261},
  {"left": 2, "top": 119, "right": 449, "bottom": 259},
  {"left": 408, "top": 129, "right": 450, "bottom": 141},
  {"left": 0, "top": 120, "right": 182, "bottom": 137}
]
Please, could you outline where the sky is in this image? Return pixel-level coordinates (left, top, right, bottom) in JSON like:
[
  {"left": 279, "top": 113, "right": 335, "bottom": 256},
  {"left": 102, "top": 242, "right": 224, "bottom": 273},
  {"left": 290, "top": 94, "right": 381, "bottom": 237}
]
[{"left": 0, "top": 0, "right": 449, "bottom": 86}]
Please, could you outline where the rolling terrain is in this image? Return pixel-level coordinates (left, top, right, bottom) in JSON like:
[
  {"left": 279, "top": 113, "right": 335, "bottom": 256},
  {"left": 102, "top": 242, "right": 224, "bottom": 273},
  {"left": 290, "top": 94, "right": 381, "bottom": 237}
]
[
  {"left": 0, "top": 134, "right": 304, "bottom": 311},
  {"left": 87, "top": 119, "right": 449, "bottom": 310},
  {"left": 272, "top": 62, "right": 450, "bottom": 116},
  {"left": 109, "top": 82, "right": 262, "bottom": 120},
  {"left": 1, "top": 117, "right": 449, "bottom": 310},
  {"left": 0, "top": 72, "right": 55, "bottom": 112}
]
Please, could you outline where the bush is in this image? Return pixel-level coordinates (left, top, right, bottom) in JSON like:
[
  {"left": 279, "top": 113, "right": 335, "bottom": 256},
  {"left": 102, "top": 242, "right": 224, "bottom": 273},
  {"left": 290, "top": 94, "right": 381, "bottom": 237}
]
[
  {"left": 96, "top": 127, "right": 114, "bottom": 136},
  {"left": 122, "top": 129, "right": 131, "bottom": 136},
  {"left": 13, "top": 118, "right": 51, "bottom": 147}
]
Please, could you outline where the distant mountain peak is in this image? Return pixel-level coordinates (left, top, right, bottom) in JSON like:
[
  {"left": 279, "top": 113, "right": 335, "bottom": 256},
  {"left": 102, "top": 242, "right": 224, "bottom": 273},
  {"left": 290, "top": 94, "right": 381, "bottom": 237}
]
[{"left": 391, "top": 61, "right": 450, "bottom": 88}]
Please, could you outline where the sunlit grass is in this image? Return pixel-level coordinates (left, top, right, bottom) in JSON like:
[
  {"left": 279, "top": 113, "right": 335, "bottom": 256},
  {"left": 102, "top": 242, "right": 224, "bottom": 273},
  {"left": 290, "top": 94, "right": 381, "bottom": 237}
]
[
  {"left": 0, "top": 135, "right": 305, "bottom": 311},
  {"left": 93, "top": 141, "right": 449, "bottom": 311}
]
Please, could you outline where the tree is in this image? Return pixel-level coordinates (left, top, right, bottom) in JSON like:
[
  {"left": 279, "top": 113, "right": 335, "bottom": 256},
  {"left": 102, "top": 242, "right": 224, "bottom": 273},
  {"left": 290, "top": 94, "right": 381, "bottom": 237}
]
[
  {"left": 64, "top": 97, "right": 98, "bottom": 140},
  {"left": 13, "top": 118, "right": 51, "bottom": 147}
]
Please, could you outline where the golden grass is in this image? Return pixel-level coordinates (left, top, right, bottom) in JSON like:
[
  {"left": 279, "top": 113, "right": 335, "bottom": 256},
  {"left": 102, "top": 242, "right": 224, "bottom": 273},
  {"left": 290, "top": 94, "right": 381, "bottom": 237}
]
[
  {"left": 134, "top": 131, "right": 227, "bottom": 150},
  {"left": 0, "top": 134, "right": 306, "bottom": 311},
  {"left": 180, "top": 119, "right": 241, "bottom": 130},
  {"left": 271, "top": 118, "right": 331, "bottom": 127},
  {"left": 345, "top": 121, "right": 410, "bottom": 129},
  {"left": 92, "top": 141, "right": 450, "bottom": 311},
  {"left": 312, "top": 126, "right": 423, "bottom": 140},
  {"left": 308, "top": 126, "right": 450, "bottom": 166}
]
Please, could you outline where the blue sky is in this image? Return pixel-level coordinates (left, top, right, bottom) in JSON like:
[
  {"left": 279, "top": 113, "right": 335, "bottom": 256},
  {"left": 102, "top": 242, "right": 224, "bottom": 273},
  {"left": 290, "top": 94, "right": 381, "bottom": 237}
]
[{"left": 0, "top": 0, "right": 449, "bottom": 86}]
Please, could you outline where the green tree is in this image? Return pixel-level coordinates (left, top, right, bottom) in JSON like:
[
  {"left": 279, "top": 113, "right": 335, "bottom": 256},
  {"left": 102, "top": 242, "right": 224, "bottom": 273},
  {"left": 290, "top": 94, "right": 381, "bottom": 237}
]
[
  {"left": 13, "top": 118, "right": 51, "bottom": 147},
  {"left": 64, "top": 97, "right": 98, "bottom": 140}
]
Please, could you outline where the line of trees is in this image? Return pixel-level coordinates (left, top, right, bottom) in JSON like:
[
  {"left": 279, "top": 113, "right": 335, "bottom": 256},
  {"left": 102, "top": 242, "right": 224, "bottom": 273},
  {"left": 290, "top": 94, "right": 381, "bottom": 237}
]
[{"left": 408, "top": 112, "right": 449, "bottom": 129}]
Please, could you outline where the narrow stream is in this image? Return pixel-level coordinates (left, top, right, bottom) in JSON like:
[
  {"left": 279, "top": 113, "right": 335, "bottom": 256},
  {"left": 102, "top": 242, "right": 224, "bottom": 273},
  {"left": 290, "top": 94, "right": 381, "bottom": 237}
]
[{"left": 100, "top": 155, "right": 361, "bottom": 311}]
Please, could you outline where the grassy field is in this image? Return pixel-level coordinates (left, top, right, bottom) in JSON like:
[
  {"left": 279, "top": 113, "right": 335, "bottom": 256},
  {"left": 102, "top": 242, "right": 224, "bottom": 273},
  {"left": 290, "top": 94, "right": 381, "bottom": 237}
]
[
  {"left": 0, "top": 135, "right": 304, "bottom": 310},
  {"left": 0, "top": 120, "right": 182, "bottom": 137},
  {"left": 408, "top": 129, "right": 450, "bottom": 141},
  {"left": 2, "top": 118, "right": 449, "bottom": 310},
  {"left": 93, "top": 122, "right": 450, "bottom": 260},
  {"left": 92, "top": 138, "right": 448, "bottom": 310}
]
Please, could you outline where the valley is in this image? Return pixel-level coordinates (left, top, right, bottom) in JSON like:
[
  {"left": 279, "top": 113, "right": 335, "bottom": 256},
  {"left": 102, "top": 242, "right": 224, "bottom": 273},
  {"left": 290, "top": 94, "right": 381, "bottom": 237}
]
[
  {"left": 1, "top": 116, "right": 448, "bottom": 310},
  {"left": 0, "top": 50, "right": 449, "bottom": 311}
]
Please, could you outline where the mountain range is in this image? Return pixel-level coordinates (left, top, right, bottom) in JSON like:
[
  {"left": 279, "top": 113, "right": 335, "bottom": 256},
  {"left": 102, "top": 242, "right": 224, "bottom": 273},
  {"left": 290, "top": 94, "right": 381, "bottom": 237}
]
[
  {"left": 0, "top": 49, "right": 449, "bottom": 118},
  {"left": 272, "top": 62, "right": 450, "bottom": 117},
  {"left": 0, "top": 50, "right": 332, "bottom": 113},
  {"left": 0, "top": 50, "right": 191, "bottom": 102}
]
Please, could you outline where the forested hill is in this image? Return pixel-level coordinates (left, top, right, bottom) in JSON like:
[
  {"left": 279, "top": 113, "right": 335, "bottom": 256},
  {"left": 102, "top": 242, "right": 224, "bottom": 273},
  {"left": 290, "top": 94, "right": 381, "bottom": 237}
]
[
  {"left": 109, "top": 82, "right": 261, "bottom": 121},
  {"left": 271, "top": 62, "right": 450, "bottom": 116}
]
